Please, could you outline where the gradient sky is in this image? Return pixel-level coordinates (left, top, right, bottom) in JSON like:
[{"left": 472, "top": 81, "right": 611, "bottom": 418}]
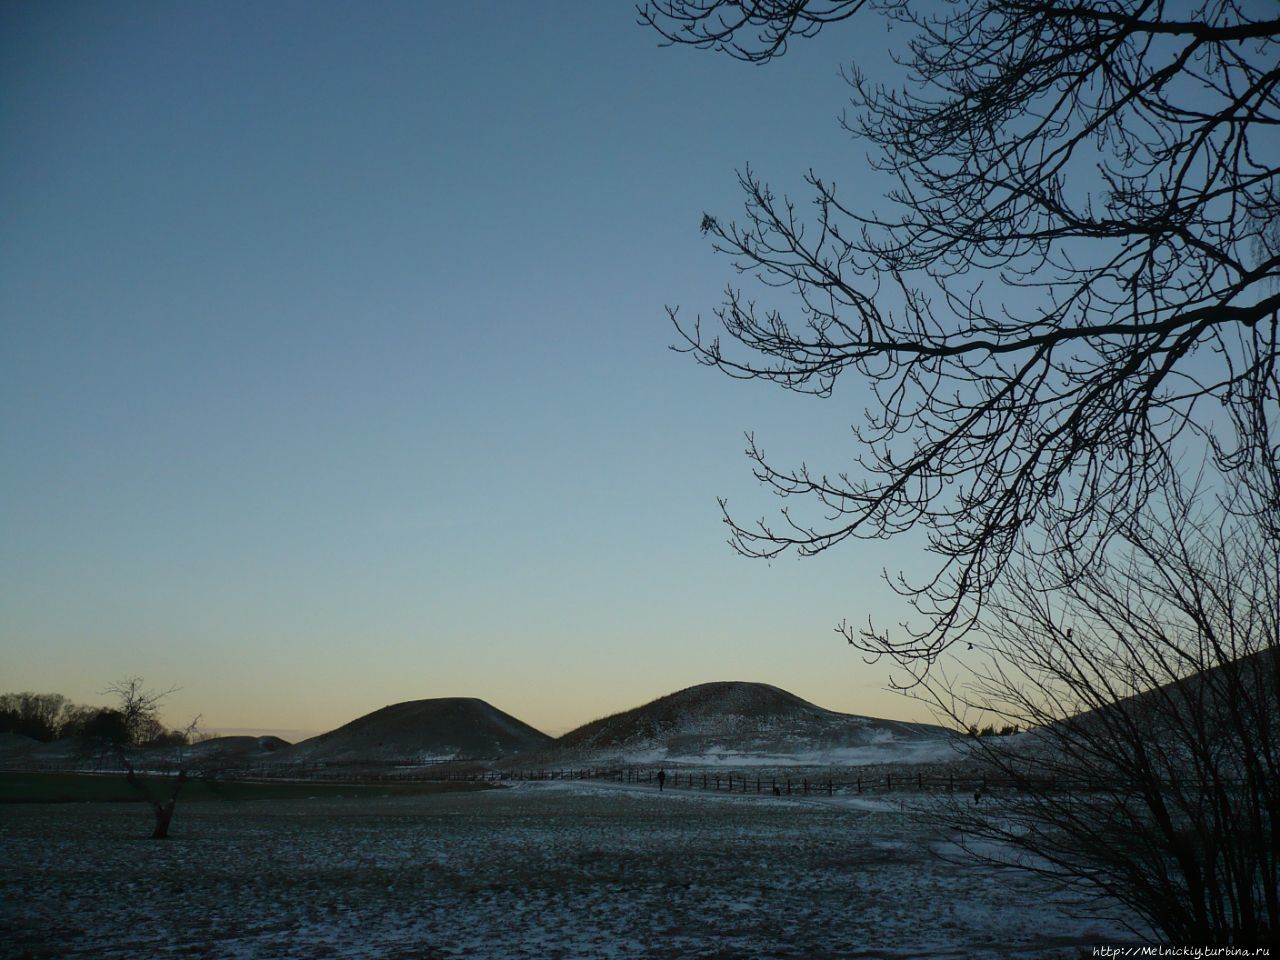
[{"left": 2, "top": 1, "right": 936, "bottom": 737}]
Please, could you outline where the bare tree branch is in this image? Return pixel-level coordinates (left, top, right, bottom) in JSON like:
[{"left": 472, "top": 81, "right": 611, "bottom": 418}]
[
  {"left": 645, "top": 0, "right": 1280, "bottom": 663},
  {"left": 905, "top": 437, "right": 1279, "bottom": 945}
]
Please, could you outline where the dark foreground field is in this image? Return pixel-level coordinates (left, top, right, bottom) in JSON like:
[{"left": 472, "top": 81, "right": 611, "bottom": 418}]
[
  {"left": 1, "top": 780, "right": 1136, "bottom": 959},
  {"left": 0, "top": 771, "right": 486, "bottom": 804}
]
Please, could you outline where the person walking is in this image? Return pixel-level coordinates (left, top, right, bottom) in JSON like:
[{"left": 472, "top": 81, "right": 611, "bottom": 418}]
[{"left": 657, "top": 769, "right": 667, "bottom": 792}]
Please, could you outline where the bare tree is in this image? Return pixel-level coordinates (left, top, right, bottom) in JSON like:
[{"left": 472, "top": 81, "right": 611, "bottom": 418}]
[
  {"left": 896, "top": 377, "right": 1278, "bottom": 945},
  {"left": 124, "top": 713, "right": 201, "bottom": 840},
  {"left": 643, "top": 3, "right": 1279, "bottom": 944},
  {"left": 103, "top": 676, "right": 177, "bottom": 747},
  {"left": 125, "top": 765, "right": 190, "bottom": 840},
  {"left": 640, "top": 0, "right": 864, "bottom": 62},
  {"left": 641, "top": 0, "right": 1280, "bottom": 661},
  {"left": 911, "top": 380, "right": 1276, "bottom": 951},
  {"left": 103, "top": 677, "right": 199, "bottom": 839}
]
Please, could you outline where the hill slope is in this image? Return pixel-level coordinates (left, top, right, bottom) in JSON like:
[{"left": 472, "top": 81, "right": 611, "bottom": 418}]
[
  {"left": 536, "top": 681, "right": 953, "bottom": 767},
  {"left": 186, "top": 735, "right": 290, "bottom": 761},
  {"left": 278, "top": 698, "right": 551, "bottom": 765}
]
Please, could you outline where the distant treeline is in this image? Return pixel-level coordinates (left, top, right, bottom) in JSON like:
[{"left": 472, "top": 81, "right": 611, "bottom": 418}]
[
  {"left": 967, "top": 724, "right": 1021, "bottom": 738},
  {"left": 0, "top": 690, "right": 193, "bottom": 747}
]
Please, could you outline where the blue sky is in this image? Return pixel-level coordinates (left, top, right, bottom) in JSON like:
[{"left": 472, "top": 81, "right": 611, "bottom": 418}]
[{"left": 1, "top": 0, "right": 931, "bottom": 736}]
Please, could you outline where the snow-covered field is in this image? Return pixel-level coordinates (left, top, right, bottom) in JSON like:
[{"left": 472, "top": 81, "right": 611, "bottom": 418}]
[{"left": 1, "top": 780, "right": 1139, "bottom": 959}]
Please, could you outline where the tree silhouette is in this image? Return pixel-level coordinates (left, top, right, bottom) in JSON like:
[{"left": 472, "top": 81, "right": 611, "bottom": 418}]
[
  {"left": 641, "top": 0, "right": 1280, "bottom": 664},
  {"left": 0, "top": 692, "right": 70, "bottom": 741},
  {"left": 914, "top": 418, "right": 1278, "bottom": 945},
  {"left": 103, "top": 677, "right": 198, "bottom": 839},
  {"left": 640, "top": 0, "right": 864, "bottom": 62},
  {"left": 103, "top": 676, "right": 177, "bottom": 746}
]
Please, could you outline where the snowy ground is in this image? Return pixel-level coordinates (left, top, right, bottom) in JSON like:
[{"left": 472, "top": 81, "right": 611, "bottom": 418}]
[{"left": 1, "top": 780, "right": 1140, "bottom": 959}]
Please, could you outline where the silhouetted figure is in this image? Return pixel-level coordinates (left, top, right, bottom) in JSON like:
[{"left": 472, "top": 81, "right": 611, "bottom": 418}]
[
  {"left": 772, "top": 784, "right": 781, "bottom": 796},
  {"left": 973, "top": 787, "right": 984, "bottom": 806},
  {"left": 657, "top": 769, "right": 666, "bottom": 792}
]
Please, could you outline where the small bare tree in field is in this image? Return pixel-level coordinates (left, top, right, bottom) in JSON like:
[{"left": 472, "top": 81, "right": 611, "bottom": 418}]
[
  {"left": 103, "top": 676, "right": 177, "bottom": 747},
  {"left": 104, "top": 677, "right": 199, "bottom": 839}
]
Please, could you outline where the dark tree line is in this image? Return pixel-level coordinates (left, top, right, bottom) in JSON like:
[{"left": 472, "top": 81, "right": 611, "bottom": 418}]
[
  {"left": 0, "top": 691, "right": 132, "bottom": 743},
  {"left": 0, "top": 679, "right": 196, "bottom": 747}
]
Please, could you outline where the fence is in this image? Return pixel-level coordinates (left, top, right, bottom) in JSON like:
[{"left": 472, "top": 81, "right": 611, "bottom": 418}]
[
  {"left": 593, "top": 767, "right": 1155, "bottom": 797},
  {"left": 2, "top": 758, "right": 1188, "bottom": 795},
  {"left": 239, "top": 766, "right": 1132, "bottom": 795}
]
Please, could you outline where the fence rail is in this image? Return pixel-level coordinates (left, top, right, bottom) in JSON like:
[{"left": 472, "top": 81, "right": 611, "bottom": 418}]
[
  {"left": 604, "top": 768, "right": 1056, "bottom": 796},
  {"left": 2, "top": 758, "right": 1195, "bottom": 796}
]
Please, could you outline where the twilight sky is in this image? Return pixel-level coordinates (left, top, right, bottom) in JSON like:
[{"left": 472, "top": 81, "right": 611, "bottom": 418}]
[{"left": 1, "top": 0, "right": 932, "bottom": 737}]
